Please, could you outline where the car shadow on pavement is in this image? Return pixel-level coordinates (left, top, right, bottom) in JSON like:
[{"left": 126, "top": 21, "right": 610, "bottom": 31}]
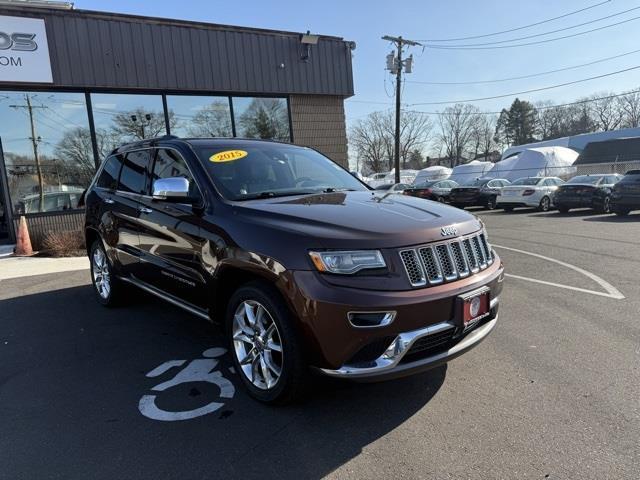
[
  {"left": 0, "top": 281, "right": 447, "bottom": 480},
  {"left": 582, "top": 214, "right": 640, "bottom": 223}
]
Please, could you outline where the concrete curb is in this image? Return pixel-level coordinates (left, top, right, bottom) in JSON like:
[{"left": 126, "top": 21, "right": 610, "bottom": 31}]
[{"left": 0, "top": 256, "right": 89, "bottom": 281}]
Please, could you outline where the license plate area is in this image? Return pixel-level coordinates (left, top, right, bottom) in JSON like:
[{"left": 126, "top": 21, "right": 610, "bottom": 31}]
[{"left": 457, "top": 287, "right": 490, "bottom": 332}]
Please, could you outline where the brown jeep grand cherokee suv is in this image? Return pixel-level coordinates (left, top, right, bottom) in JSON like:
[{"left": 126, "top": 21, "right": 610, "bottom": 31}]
[{"left": 84, "top": 136, "right": 504, "bottom": 403}]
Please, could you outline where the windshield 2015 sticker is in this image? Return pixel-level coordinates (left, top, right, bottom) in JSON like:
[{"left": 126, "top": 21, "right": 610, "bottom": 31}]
[{"left": 210, "top": 150, "right": 248, "bottom": 163}]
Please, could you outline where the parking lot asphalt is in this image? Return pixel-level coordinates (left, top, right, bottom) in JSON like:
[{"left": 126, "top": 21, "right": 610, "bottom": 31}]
[{"left": 1, "top": 208, "right": 639, "bottom": 480}]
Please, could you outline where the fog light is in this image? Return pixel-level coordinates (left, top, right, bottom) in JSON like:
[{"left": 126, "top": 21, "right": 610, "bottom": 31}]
[{"left": 348, "top": 311, "right": 396, "bottom": 328}]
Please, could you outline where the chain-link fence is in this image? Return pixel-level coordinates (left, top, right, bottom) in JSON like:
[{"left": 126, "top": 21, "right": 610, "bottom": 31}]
[{"left": 575, "top": 160, "right": 640, "bottom": 176}]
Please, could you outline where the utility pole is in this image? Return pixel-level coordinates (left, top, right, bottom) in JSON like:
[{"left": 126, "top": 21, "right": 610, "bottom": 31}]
[
  {"left": 382, "top": 35, "right": 421, "bottom": 184},
  {"left": 10, "top": 94, "right": 46, "bottom": 212}
]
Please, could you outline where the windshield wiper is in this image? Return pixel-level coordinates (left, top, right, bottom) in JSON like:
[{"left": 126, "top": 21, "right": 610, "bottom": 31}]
[
  {"left": 240, "top": 190, "right": 316, "bottom": 200},
  {"left": 321, "top": 188, "right": 357, "bottom": 193}
]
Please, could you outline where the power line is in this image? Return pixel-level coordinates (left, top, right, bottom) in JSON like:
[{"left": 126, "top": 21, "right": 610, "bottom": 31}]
[
  {"left": 410, "top": 64, "right": 640, "bottom": 105},
  {"left": 406, "top": 48, "right": 640, "bottom": 86},
  {"left": 419, "top": 0, "right": 611, "bottom": 42},
  {"left": 423, "top": 5, "right": 640, "bottom": 48},
  {"left": 406, "top": 88, "right": 640, "bottom": 115},
  {"left": 425, "top": 14, "right": 640, "bottom": 50}
]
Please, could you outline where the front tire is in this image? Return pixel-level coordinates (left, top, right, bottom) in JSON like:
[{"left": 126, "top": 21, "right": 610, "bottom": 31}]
[
  {"left": 599, "top": 196, "right": 612, "bottom": 214},
  {"left": 90, "top": 239, "right": 126, "bottom": 307},
  {"left": 226, "top": 281, "right": 307, "bottom": 404},
  {"left": 538, "top": 196, "right": 551, "bottom": 212},
  {"left": 486, "top": 196, "right": 497, "bottom": 210}
]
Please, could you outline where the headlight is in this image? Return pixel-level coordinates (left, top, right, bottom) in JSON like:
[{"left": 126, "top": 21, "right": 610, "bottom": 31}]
[{"left": 308, "top": 250, "right": 386, "bottom": 274}]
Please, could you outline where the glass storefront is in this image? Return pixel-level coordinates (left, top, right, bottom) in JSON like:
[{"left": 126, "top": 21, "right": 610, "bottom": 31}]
[
  {"left": 166, "top": 95, "right": 233, "bottom": 138},
  {"left": 232, "top": 97, "right": 290, "bottom": 142},
  {"left": 0, "top": 90, "right": 291, "bottom": 226},
  {"left": 0, "top": 92, "right": 92, "bottom": 215},
  {"left": 91, "top": 93, "right": 167, "bottom": 155}
]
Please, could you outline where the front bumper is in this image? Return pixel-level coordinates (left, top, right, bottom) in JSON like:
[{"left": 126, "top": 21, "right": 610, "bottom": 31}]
[
  {"left": 318, "top": 298, "right": 498, "bottom": 381},
  {"left": 287, "top": 258, "right": 503, "bottom": 371}
]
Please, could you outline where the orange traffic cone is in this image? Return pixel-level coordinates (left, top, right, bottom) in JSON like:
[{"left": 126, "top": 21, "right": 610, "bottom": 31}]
[{"left": 14, "top": 215, "right": 34, "bottom": 256}]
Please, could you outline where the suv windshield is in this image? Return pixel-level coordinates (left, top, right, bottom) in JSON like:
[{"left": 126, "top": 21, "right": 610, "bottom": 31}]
[
  {"left": 512, "top": 177, "right": 542, "bottom": 186},
  {"left": 194, "top": 143, "right": 368, "bottom": 200},
  {"left": 567, "top": 175, "right": 602, "bottom": 184}
]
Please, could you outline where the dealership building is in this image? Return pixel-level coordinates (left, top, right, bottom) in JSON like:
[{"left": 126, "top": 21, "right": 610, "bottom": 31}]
[{"left": 0, "top": 1, "right": 355, "bottom": 248}]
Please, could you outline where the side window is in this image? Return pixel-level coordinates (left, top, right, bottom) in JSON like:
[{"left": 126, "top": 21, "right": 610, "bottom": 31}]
[
  {"left": 118, "top": 150, "right": 151, "bottom": 194},
  {"left": 606, "top": 175, "right": 619, "bottom": 184},
  {"left": 152, "top": 149, "right": 200, "bottom": 198},
  {"left": 96, "top": 155, "right": 123, "bottom": 190}
]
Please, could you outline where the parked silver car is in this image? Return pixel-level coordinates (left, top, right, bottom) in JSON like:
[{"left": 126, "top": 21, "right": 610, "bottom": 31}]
[{"left": 496, "top": 177, "right": 565, "bottom": 212}]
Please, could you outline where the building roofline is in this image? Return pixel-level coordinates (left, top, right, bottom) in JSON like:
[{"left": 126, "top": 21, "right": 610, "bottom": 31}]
[{"left": 0, "top": 4, "right": 349, "bottom": 42}]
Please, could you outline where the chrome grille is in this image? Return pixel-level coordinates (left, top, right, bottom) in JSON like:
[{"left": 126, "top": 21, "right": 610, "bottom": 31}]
[
  {"left": 400, "top": 231, "right": 494, "bottom": 287},
  {"left": 399, "top": 249, "right": 426, "bottom": 286},
  {"left": 418, "top": 247, "right": 443, "bottom": 284}
]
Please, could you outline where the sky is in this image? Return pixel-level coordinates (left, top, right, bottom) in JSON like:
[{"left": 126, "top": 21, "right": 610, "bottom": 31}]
[{"left": 74, "top": 0, "right": 640, "bottom": 141}]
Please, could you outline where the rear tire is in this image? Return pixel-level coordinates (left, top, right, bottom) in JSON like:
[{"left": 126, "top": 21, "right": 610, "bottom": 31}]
[
  {"left": 226, "top": 281, "right": 308, "bottom": 405},
  {"left": 89, "top": 239, "right": 126, "bottom": 307},
  {"left": 437, "top": 196, "right": 445, "bottom": 203},
  {"left": 538, "top": 196, "right": 551, "bottom": 212}
]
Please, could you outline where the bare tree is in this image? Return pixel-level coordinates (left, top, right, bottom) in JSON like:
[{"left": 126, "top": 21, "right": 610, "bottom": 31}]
[
  {"left": 587, "top": 92, "right": 624, "bottom": 131},
  {"left": 619, "top": 90, "right": 640, "bottom": 128},
  {"left": 186, "top": 100, "right": 233, "bottom": 137},
  {"left": 348, "top": 110, "right": 433, "bottom": 173},
  {"left": 437, "top": 104, "right": 480, "bottom": 166},
  {"left": 112, "top": 108, "right": 173, "bottom": 141},
  {"left": 470, "top": 114, "right": 497, "bottom": 160}
]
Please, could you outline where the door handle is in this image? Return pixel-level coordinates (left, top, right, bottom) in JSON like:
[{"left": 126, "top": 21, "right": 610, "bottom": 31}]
[
  {"left": 138, "top": 206, "right": 153, "bottom": 214},
  {"left": 103, "top": 198, "right": 115, "bottom": 204}
]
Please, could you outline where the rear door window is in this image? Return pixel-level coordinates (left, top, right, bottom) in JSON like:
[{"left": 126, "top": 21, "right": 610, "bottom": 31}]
[
  {"left": 118, "top": 150, "right": 152, "bottom": 194},
  {"left": 96, "top": 155, "right": 123, "bottom": 190}
]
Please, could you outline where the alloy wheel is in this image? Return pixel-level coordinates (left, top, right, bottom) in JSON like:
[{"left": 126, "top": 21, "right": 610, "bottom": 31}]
[
  {"left": 232, "top": 300, "right": 283, "bottom": 390},
  {"left": 92, "top": 247, "right": 111, "bottom": 300},
  {"left": 540, "top": 197, "right": 550, "bottom": 212},
  {"left": 603, "top": 197, "right": 611, "bottom": 213}
]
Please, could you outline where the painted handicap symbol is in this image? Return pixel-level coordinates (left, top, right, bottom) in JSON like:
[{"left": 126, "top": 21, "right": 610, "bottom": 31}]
[{"left": 138, "top": 347, "right": 235, "bottom": 422}]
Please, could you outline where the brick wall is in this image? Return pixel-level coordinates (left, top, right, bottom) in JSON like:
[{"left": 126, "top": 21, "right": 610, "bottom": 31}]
[{"left": 289, "top": 95, "right": 349, "bottom": 168}]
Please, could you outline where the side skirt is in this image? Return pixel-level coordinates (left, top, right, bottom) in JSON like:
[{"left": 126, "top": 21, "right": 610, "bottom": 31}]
[{"left": 119, "top": 275, "right": 211, "bottom": 323}]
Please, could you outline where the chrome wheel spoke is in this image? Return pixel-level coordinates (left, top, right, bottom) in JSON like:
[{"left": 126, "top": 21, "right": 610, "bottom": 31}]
[
  {"left": 266, "top": 340, "right": 282, "bottom": 353},
  {"left": 240, "top": 348, "right": 256, "bottom": 365},
  {"left": 263, "top": 351, "right": 282, "bottom": 377},
  {"left": 233, "top": 331, "right": 253, "bottom": 345}
]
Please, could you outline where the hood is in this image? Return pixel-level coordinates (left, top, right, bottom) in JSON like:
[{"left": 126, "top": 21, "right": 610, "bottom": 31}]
[{"left": 231, "top": 191, "right": 482, "bottom": 249}]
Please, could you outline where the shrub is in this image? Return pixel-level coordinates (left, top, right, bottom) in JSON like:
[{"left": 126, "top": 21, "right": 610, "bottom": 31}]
[{"left": 41, "top": 230, "right": 86, "bottom": 257}]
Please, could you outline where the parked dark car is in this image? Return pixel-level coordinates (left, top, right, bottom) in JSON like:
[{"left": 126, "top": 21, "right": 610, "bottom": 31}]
[
  {"left": 611, "top": 170, "right": 640, "bottom": 216},
  {"left": 553, "top": 174, "right": 622, "bottom": 213},
  {"left": 374, "top": 183, "right": 411, "bottom": 191},
  {"left": 403, "top": 180, "right": 459, "bottom": 202},
  {"left": 84, "top": 136, "right": 504, "bottom": 404},
  {"left": 449, "top": 178, "right": 511, "bottom": 210}
]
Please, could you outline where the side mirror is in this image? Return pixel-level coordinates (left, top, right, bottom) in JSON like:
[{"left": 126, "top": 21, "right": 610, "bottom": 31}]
[{"left": 152, "top": 177, "right": 190, "bottom": 201}]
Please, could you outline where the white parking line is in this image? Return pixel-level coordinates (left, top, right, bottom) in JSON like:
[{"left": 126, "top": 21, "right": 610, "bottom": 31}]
[{"left": 493, "top": 244, "right": 625, "bottom": 300}]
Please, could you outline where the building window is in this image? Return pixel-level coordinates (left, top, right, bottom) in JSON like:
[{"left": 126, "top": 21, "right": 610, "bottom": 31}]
[
  {"left": 166, "top": 95, "right": 232, "bottom": 138},
  {"left": 232, "top": 97, "right": 290, "bottom": 142},
  {"left": 91, "top": 93, "right": 167, "bottom": 155},
  {"left": 0, "top": 92, "right": 93, "bottom": 215}
]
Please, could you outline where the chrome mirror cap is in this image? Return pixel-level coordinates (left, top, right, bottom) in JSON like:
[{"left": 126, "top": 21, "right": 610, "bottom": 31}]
[{"left": 152, "top": 177, "right": 189, "bottom": 200}]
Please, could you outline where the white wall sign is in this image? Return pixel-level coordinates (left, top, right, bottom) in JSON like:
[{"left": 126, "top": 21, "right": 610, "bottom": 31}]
[{"left": 0, "top": 15, "right": 52, "bottom": 83}]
